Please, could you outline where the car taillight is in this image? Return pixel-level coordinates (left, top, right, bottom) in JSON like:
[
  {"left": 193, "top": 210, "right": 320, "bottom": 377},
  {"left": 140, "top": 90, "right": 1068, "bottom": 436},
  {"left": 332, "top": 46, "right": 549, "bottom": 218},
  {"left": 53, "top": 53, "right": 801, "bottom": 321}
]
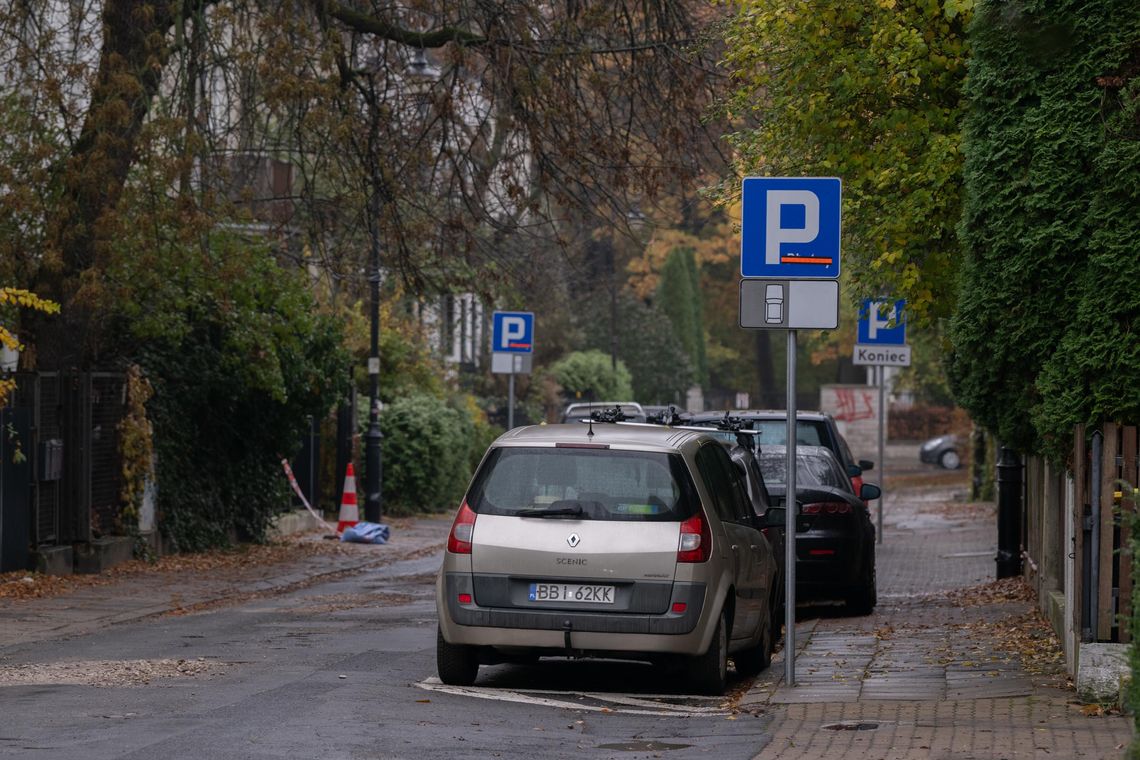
[
  {"left": 801, "top": 502, "right": 851, "bottom": 515},
  {"left": 677, "top": 511, "right": 711, "bottom": 563},
  {"left": 447, "top": 501, "right": 477, "bottom": 554}
]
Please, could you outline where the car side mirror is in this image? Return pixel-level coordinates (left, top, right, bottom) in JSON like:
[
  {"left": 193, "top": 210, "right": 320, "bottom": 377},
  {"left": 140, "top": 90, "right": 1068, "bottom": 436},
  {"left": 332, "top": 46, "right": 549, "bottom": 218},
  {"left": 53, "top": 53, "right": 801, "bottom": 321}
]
[
  {"left": 847, "top": 463, "right": 863, "bottom": 477},
  {"left": 860, "top": 483, "right": 882, "bottom": 501},
  {"left": 761, "top": 507, "right": 786, "bottom": 527},
  {"left": 859, "top": 459, "right": 875, "bottom": 472}
]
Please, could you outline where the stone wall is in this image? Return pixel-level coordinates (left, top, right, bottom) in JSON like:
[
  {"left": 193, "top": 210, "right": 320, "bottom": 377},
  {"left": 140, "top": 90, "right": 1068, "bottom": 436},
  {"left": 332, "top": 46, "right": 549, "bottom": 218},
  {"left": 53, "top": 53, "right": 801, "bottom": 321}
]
[{"left": 820, "top": 384, "right": 881, "bottom": 461}]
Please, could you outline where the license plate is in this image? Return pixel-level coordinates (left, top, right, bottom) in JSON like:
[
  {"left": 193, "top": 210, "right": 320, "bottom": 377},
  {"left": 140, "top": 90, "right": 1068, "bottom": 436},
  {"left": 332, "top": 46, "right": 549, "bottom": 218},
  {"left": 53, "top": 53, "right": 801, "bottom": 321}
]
[{"left": 528, "top": 583, "right": 615, "bottom": 604}]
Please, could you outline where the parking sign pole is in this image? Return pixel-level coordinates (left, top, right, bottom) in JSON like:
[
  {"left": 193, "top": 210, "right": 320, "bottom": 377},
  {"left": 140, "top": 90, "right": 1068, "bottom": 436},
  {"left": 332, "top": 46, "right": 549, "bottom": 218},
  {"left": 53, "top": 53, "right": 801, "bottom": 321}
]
[
  {"left": 785, "top": 329, "right": 797, "bottom": 687},
  {"left": 877, "top": 365, "right": 885, "bottom": 544},
  {"left": 508, "top": 361, "right": 516, "bottom": 430}
]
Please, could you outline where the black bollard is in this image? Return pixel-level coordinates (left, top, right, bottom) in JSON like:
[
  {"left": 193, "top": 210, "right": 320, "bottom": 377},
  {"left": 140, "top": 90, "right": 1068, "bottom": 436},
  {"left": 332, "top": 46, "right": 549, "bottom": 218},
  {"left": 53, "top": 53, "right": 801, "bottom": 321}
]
[{"left": 995, "top": 446, "right": 1023, "bottom": 578}]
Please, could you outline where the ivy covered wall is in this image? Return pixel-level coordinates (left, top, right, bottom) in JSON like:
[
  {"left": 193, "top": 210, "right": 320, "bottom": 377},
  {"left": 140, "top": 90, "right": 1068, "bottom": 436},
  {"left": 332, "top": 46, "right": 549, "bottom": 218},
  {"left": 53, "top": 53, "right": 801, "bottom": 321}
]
[{"left": 948, "top": 0, "right": 1140, "bottom": 458}]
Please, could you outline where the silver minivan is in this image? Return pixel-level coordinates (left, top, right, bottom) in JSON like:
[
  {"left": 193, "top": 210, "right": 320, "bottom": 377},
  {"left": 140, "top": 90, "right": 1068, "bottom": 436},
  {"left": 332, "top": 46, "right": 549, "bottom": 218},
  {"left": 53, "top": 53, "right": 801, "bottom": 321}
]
[{"left": 436, "top": 423, "right": 779, "bottom": 694}]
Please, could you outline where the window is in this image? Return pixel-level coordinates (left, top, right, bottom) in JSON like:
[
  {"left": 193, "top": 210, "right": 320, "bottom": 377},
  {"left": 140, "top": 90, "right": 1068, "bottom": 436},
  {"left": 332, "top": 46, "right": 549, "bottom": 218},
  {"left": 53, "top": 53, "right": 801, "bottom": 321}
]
[
  {"left": 757, "top": 451, "right": 854, "bottom": 494},
  {"left": 469, "top": 447, "right": 696, "bottom": 521},
  {"left": 696, "top": 444, "right": 753, "bottom": 524},
  {"left": 750, "top": 419, "right": 825, "bottom": 446}
]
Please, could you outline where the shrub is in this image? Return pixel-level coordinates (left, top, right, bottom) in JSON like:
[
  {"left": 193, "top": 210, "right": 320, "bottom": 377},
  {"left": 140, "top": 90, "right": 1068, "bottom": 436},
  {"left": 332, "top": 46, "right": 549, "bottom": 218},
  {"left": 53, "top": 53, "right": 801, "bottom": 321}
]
[
  {"left": 379, "top": 395, "right": 478, "bottom": 515},
  {"left": 550, "top": 349, "right": 633, "bottom": 401},
  {"left": 110, "top": 232, "right": 348, "bottom": 551}
]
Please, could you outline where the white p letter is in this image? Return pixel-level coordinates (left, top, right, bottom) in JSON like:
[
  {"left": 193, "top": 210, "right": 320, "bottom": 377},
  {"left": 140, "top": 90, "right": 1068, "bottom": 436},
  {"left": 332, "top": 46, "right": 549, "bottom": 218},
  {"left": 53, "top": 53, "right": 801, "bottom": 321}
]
[{"left": 765, "top": 190, "right": 820, "bottom": 266}]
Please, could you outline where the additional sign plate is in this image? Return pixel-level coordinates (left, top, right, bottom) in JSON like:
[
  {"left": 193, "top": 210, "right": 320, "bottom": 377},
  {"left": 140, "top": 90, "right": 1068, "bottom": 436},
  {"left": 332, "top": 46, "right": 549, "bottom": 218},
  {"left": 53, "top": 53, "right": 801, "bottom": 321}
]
[
  {"left": 492, "top": 352, "right": 532, "bottom": 374},
  {"left": 492, "top": 311, "right": 535, "bottom": 354},
  {"left": 853, "top": 344, "right": 912, "bottom": 367},
  {"left": 741, "top": 177, "right": 842, "bottom": 279},
  {"left": 528, "top": 583, "right": 615, "bottom": 604},
  {"left": 857, "top": 299, "right": 907, "bottom": 345},
  {"left": 739, "top": 279, "right": 839, "bottom": 329}
]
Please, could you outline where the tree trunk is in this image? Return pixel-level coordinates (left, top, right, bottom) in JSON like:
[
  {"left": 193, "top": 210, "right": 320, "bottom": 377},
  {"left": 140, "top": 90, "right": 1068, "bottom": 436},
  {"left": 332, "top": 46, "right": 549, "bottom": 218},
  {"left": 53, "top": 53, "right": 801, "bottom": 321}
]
[
  {"left": 32, "top": 0, "right": 183, "bottom": 367},
  {"left": 755, "top": 330, "right": 776, "bottom": 409}
]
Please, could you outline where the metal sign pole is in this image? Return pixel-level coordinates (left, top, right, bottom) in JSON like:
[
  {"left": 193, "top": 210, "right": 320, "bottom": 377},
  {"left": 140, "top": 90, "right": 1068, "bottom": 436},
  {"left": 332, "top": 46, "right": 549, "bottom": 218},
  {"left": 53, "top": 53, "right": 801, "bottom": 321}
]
[
  {"left": 508, "top": 359, "right": 516, "bottom": 430},
  {"left": 785, "top": 329, "right": 797, "bottom": 687},
  {"left": 877, "top": 365, "right": 885, "bottom": 544}
]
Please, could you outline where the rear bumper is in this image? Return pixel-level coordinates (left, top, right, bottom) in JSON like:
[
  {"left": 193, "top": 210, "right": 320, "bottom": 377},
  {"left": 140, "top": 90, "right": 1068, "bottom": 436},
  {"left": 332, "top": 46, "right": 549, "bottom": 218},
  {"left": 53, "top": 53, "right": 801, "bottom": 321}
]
[
  {"left": 794, "top": 533, "right": 868, "bottom": 593},
  {"left": 438, "top": 572, "right": 710, "bottom": 653}
]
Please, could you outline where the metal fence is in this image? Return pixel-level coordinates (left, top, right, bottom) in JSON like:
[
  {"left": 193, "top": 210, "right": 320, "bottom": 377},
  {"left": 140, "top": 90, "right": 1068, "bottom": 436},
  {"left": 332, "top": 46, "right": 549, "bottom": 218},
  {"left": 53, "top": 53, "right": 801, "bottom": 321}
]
[
  {"left": 1072, "top": 423, "right": 1138, "bottom": 644},
  {"left": 7, "top": 371, "right": 127, "bottom": 547}
]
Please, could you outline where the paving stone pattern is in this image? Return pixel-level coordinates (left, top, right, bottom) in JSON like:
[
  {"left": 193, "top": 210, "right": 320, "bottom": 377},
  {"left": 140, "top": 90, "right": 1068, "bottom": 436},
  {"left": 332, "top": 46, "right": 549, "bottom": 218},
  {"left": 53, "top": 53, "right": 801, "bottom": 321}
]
[{"left": 741, "top": 445, "right": 1133, "bottom": 759}]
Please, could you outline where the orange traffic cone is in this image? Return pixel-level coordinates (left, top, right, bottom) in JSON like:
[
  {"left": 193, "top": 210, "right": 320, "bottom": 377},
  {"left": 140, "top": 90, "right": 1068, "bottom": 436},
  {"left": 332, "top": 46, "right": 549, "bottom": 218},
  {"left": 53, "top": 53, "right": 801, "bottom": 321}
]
[{"left": 337, "top": 463, "right": 360, "bottom": 533}]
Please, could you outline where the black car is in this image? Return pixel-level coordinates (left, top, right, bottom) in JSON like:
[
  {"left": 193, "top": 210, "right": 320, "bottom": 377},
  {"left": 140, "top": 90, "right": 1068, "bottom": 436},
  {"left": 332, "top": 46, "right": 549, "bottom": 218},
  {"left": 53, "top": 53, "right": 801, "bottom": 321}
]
[
  {"left": 920, "top": 434, "right": 962, "bottom": 470},
  {"left": 756, "top": 444, "right": 880, "bottom": 616},
  {"left": 685, "top": 410, "right": 875, "bottom": 498}
]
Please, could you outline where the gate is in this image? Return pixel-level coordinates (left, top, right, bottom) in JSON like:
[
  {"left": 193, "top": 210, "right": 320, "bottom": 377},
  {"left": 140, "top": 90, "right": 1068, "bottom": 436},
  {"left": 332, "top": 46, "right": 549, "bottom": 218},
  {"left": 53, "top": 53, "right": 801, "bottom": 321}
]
[
  {"left": 1072, "top": 423, "right": 1139, "bottom": 644},
  {"left": 5, "top": 371, "right": 127, "bottom": 554}
]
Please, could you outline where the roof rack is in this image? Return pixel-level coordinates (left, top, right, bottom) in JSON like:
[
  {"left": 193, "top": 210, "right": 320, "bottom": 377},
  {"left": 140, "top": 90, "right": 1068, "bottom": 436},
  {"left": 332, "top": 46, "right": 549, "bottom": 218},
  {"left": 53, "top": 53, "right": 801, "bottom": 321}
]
[
  {"left": 588, "top": 406, "right": 634, "bottom": 424},
  {"left": 585, "top": 405, "right": 761, "bottom": 450}
]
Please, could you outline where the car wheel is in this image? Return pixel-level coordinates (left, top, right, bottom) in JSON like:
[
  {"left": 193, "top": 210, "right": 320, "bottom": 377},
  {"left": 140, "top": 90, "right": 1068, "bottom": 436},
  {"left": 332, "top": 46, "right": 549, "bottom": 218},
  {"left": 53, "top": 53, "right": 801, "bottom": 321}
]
[
  {"left": 437, "top": 626, "right": 479, "bottom": 686},
  {"left": 687, "top": 610, "right": 728, "bottom": 695},
  {"left": 939, "top": 448, "right": 962, "bottom": 470},
  {"left": 845, "top": 560, "right": 877, "bottom": 617},
  {"left": 733, "top": 615, "right": 773, "bottom": 677}
]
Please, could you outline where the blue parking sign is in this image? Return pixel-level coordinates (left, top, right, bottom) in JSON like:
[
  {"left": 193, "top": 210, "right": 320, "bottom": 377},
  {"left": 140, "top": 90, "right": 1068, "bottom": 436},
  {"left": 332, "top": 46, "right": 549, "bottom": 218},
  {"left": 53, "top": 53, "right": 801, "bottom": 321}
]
[
  {"left": 857, "top": 299, "right": 907, "bottom": 345},
  {"left": 492, "top": 311, "right": 534, "bottom": 354},
  {"left": 741, "top": 177, "right": 841, "bottom": 279}
]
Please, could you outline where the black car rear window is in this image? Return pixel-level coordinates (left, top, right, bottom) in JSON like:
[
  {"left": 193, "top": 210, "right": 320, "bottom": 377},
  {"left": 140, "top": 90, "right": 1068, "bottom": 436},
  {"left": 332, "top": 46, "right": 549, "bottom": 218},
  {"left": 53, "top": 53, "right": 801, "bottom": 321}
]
[
  {"left": 757, "top": 451, "right": 851, "bottom": 491},
  {"left": 748, "top": 420, "right": 825, "bottom": 447},
  {"left": 467, "top": 447, "right": 697, "bottom": 521}
]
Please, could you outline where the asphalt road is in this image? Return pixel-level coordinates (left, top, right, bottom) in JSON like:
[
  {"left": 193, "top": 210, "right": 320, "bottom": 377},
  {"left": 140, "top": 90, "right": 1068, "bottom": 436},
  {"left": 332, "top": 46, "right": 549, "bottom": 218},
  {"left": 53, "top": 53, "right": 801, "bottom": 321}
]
[{"left": 0, "top": 554, "right": 774, "bottom": 760}]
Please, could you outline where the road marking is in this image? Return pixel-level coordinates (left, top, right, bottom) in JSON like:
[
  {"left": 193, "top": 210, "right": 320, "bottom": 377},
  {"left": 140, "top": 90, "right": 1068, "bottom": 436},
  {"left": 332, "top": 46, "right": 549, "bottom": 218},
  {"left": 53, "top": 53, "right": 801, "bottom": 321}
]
[{"left": 416, "top": 677, "right": 730, "bottom": 717}]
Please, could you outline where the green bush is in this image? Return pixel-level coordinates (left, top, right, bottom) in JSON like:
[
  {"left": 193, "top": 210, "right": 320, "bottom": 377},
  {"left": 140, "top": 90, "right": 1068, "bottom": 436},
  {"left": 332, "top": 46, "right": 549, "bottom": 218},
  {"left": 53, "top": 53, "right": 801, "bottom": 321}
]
[
  {"left": 948, "top": 0, "right": 1140, "bottom": 458},
  {"left": 379, "top": 395, "right": 480, "bottom": 515},
  {"left": 581, "top": 291, "right": 693, "bottom": 405},
  {"left": 113, "top": 233, "right": 348, "bottom": 551},
  {"left": 550, "top": 349, "right": 634, "bottom": 401}
]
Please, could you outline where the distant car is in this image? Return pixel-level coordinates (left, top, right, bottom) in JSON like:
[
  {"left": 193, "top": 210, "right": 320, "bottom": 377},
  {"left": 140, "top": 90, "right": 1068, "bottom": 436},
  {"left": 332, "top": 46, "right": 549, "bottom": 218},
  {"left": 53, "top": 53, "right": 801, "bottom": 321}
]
[
  {"left": 436, "top": 422, "right": 779, "bottom": 695},
  {"left": 685, "top": 410, "right": 874, "bottom": 499},
  {"left": 756, "top": 444, "right": 880, "bottom": 616},
  {"left": 920, "top": 434, "right": 962, "bottom": 470},
  {"left": 560, "top": 401, "right": 646, "bottom": 423}
]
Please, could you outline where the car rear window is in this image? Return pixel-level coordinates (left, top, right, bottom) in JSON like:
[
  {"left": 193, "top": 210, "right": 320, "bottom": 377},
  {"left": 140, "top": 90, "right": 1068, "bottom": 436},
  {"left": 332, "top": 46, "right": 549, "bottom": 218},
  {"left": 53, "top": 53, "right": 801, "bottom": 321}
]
[
  {"left": 467, "top": 447, "right": 696, "bottom": 521},
  {"left": 757, "top": 452, "right": 850, "bottom": 491},
  {"left": 749, "top": 420, "right": 825, "bottom": 446}
]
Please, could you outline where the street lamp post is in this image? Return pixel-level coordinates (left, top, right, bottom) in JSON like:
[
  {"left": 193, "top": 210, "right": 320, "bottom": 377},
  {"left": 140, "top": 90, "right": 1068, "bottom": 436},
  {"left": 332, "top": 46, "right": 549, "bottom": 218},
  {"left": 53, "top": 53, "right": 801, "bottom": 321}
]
[{"left": 364, "top": 185, "right": 383, "bottom": 523}]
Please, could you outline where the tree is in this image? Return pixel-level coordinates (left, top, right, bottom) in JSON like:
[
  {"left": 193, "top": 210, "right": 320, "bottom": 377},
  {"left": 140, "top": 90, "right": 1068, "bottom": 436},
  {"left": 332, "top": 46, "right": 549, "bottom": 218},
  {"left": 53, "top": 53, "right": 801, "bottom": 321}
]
[
  {"left": 947, "top": 0, "right": 1140, "bottom": 457},
  {"left": 1, "top": 0, "right": 729, "bottom": 356},
  {"left": 0, "top": 288, "right": 59, "bottom": 405},
  {"left": 550, "top": 350, "right": 634, "bottom": 402},
  {"left": 720, "top": 0, "right": 973, "bottom": 323},
  {"left": 657, "top": 246, "right": 708, "bottom": 387},
  {"left": 582, "top": 292, "right": 693, "bottom": 405}
]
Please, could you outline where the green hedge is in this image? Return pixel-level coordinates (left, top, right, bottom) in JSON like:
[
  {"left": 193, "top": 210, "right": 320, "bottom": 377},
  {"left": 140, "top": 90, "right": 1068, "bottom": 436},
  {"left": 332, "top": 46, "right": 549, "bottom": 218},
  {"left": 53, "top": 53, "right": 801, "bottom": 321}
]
[
  {"left": 123, "top": 236, "right": 348, "bottom": 551},
  {"left": 948, "top": 0, "right": 1140, "bottom": 459},
  {"left": 550, "top": 349, "right": 634, "bottom": 401},
  {"left": 379, "top": 395, "right": 494, "bottom": 515}
]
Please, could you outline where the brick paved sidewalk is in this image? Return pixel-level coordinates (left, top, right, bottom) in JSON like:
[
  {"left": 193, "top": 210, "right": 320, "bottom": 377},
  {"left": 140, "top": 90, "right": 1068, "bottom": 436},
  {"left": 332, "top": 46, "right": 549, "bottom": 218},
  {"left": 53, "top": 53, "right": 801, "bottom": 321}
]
[{"left": 742, "top": 447, "right": 1133, "bottom": 759}]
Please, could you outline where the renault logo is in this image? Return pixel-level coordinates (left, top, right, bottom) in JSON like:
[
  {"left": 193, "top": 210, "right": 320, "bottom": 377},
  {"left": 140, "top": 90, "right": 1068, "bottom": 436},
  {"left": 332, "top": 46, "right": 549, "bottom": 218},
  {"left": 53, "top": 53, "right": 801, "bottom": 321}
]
[{"left": 567, "top": 533, "right": 581, "bottom": 548}]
